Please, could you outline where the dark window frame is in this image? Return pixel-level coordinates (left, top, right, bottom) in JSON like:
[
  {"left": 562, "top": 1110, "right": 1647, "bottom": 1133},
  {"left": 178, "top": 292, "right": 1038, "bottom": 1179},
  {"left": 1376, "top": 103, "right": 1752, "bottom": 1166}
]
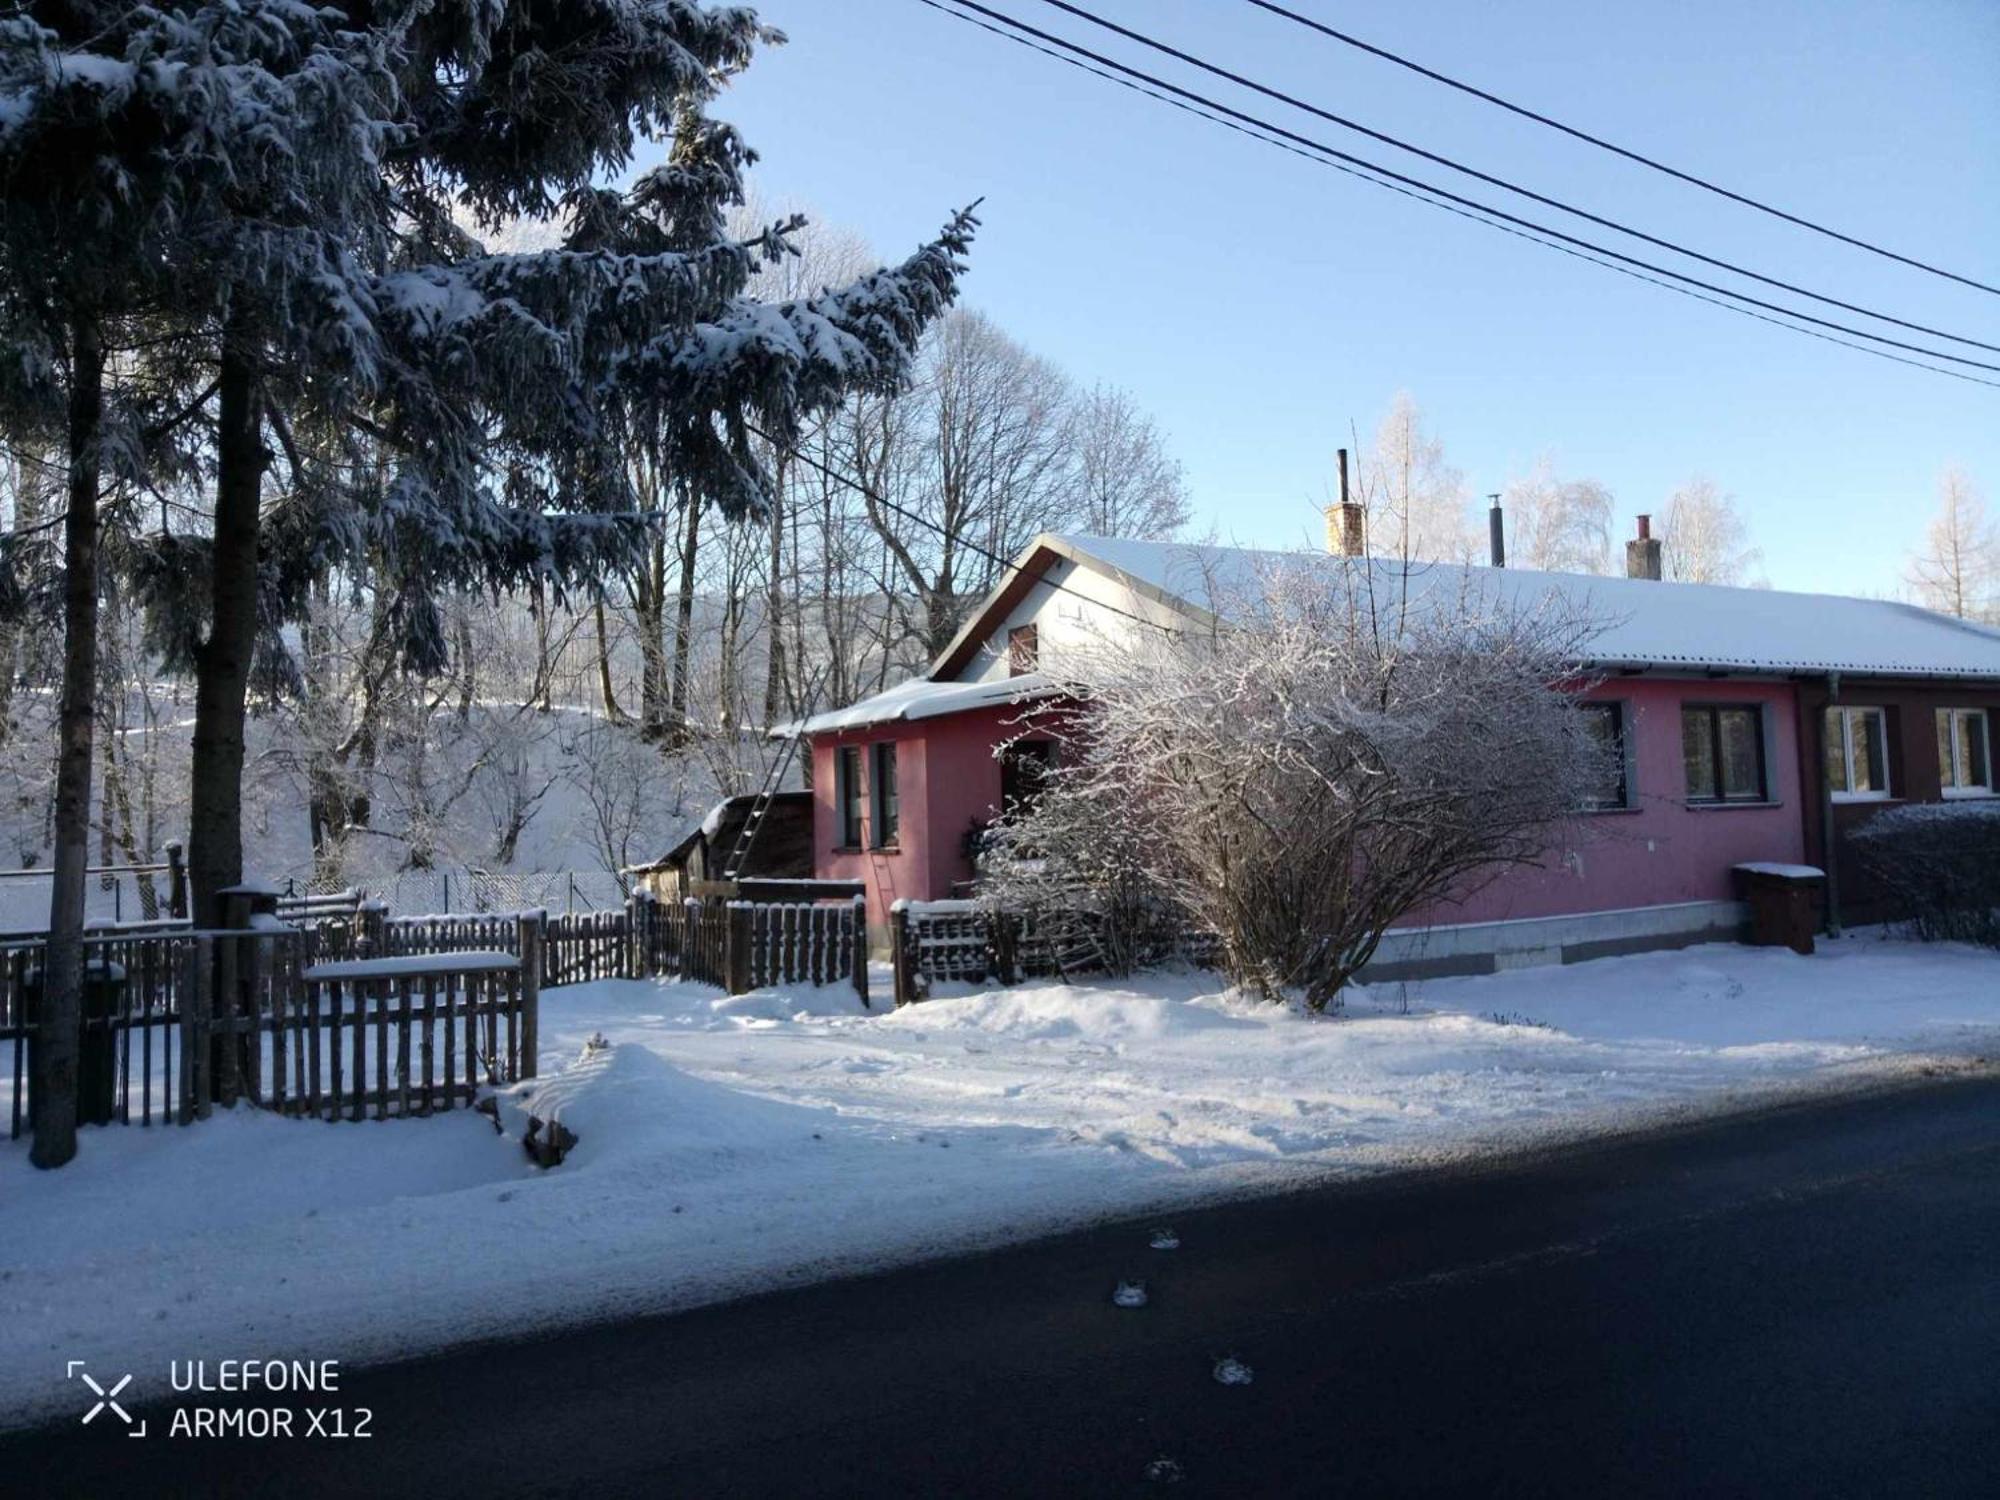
[
  {"left": 1577, "top": 701, "right": 1631, "bottom": 811},
  {"left": 1000, "top": 738, "right": 1055, "bottom": 812},
  {"left": 836, "top": 745, "right": 865, "bottom": 849},
  {"left": 871, "top": 741, "right": 900, "bottom": 849},
  {"left": 1007, "top": 624, "right": 1039, "bottom": 676},
  {"left": 1682, "top": 702, "right": 1769, "bottom": 805}
]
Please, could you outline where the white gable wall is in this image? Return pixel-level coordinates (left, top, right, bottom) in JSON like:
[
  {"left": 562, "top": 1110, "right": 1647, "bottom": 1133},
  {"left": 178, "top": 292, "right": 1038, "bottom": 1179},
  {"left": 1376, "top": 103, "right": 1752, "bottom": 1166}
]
[{"left": 948, "top": 556, "right": 1182, "bottom": 683}]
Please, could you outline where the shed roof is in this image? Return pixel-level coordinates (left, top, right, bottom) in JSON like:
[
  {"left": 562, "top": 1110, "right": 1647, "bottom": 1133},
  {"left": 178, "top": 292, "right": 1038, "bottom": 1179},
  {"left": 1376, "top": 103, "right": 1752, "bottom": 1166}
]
[{"left": 795, "top": 672, "right": 1062, "bottom": 736}]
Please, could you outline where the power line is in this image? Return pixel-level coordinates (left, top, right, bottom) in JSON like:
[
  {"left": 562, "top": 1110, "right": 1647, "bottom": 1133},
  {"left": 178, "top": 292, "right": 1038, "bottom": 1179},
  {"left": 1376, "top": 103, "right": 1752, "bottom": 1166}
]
[
  {"left": 1239, "top": 0, "right": 2000, "bottom": 299},
  {"left": 923, "top": 0, "right": 2000, "bottom": 391},
  {"left": 918, "top": 0, "right": 2000, "bottom": 387},
  {"left": 1020, "top": 0, "right": 1999, "bottom": 356}
]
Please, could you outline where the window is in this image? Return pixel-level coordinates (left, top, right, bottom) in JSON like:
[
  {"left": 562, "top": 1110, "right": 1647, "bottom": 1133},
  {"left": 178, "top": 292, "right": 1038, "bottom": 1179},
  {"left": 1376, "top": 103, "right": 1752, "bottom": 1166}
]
[
  {"left": 1007, "top": 624, "right": 1039, "bottom": 676},
  {"left": 836, "top": 746, "right": 864, "bottom": 848},
  {"left": 1577, "top": 702, "right": 1630, "bottom": 810},
  {"left": 1937, "top": 708, "right": 1993, "bottom": 796},
  {"left": 1682, "top": 704, "right": 1768, "bottom": 804},
  {"left": 1824, "top": 706, "right": 1891, "bottom": 801},
  {"left": 1000, "top": 738, "right": 1054, "bottom": 810},
  {"left": 871, "top": 742, "right": 899, "bottom": 847}
]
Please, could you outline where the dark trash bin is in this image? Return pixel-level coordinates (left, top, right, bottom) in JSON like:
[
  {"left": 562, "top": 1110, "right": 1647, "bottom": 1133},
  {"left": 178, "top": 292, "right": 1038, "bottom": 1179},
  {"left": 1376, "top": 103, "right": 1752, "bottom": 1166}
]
[{"left": 1732, "top": 863, "right": 1825, "bottom": 956}]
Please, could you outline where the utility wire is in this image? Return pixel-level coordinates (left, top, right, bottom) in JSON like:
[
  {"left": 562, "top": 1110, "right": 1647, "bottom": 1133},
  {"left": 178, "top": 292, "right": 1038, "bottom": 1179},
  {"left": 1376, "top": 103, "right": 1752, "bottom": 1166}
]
[
  {"left": 1021, "top": 0, "right": 1998, "bottom": 356},
  {"left": 1239, "top": 0, "right": 2000, "bottom": 299},
  {"left": 946, "top": 14, "right": 2000, "bottom": 389},
  {"left": 918, "top": 0, "right": 2000, "bottom": 387}
]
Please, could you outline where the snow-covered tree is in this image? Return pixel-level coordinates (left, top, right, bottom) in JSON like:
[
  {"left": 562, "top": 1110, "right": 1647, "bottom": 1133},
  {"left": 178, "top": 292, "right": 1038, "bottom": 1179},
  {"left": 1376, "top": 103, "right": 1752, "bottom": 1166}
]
[
  {"left": 1070, "top": 386, "right": 1193, "bottom": 541},
  {"left": 1501, "top": 459, "right": 1613, "bottom": 574},
  {"left": 989, "top": 560, "right": 1613, "bottom": 1011},
  {"left": 1905, "top": 466, "right": 1996, "bottom": 622},
  {"left": 1358, "top": 392, "right": 1473, "bottom": 564},
  {"left": 99, "top": 3, "right": 978, "bottom": 922},
  {"left": 1659, "top": 478, "right": 1763, "bottom": 586}
]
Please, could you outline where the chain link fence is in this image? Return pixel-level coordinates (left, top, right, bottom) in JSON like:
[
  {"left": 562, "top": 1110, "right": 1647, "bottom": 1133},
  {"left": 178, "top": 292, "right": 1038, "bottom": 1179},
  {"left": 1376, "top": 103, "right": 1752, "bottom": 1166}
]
[{"left": 280, "top": 867, "right": 629, "bottom": 918}]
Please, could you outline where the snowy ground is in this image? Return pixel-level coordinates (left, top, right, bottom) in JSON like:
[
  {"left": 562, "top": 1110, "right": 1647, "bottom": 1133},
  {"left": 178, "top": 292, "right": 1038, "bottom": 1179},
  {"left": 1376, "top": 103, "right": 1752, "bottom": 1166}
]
[{"left": 3, "top": 933, "right": 1997, "bottom": 1427}]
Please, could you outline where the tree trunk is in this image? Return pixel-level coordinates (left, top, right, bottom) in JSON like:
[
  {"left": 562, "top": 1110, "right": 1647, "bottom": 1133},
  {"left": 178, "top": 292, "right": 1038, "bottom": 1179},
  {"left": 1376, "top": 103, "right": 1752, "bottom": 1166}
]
[
  {"left": 32, "top": 319, "right": 103, "bottom": 1169},
  {"left": 763, "top": 460, "right": 787, "bottom": 726},
  {"left": 667, "top": 497, "right": 701, "bottom": 743},
  {"left": 635, "top": 533, "right": 669, "bottom": 738},
  {"left": 593, "top": 595, "right": 626, "bottom": 723},
  {"left": 187, "top": 331, "right": 267, "bottom": 928}
]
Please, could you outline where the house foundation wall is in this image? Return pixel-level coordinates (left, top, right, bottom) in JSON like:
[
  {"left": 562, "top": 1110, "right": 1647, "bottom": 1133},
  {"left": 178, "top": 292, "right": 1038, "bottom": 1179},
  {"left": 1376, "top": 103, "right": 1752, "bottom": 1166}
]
[{"left": 1358, "top": 899, "right": 1749, "bottom": 984}]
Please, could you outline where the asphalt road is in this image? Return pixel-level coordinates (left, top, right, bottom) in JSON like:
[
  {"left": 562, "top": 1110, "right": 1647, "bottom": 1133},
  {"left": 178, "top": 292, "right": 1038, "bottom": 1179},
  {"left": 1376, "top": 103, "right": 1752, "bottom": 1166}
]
[{"left": 7, "top": 1072, "right": 1999, "bottom": 1498}]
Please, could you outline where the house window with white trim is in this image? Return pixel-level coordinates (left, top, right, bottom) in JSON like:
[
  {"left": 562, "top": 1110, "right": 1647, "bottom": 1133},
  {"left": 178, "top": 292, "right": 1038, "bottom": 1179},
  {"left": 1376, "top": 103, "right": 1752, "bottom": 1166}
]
[
  {"left": 1825, "top": 706, "right": 1891, "bottom": 801},
  {"left": 1936, "top": 708, "right": 1993, "bottom": 796}
]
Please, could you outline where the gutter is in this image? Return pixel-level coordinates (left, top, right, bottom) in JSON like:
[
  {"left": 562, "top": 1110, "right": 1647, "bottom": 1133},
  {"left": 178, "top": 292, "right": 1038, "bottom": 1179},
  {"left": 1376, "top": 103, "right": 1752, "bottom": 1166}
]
[{"left": 1821, "top": 671, "right": 1843, "bottom": 936}]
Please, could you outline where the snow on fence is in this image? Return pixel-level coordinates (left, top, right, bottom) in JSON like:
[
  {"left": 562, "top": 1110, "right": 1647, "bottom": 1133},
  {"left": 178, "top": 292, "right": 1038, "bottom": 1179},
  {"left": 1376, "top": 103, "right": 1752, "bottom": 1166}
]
[
  {"left": 5, "top": 888, "right": 868, "bottom": 1144},
  {"left": 282, "top": 952, "right": 533, "bottom": 1122},
  {"left": 4, "top": 922, "right": 539, "bottom": 1138},
  {"left": 889, "top": 899, "right": 1220, "bottom": 1006}
]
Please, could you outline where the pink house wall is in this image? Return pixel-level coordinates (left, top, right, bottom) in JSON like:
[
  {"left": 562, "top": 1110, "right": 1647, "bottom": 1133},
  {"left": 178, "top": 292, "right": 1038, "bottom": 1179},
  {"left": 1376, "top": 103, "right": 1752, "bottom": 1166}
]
[
  {"left": 1403, "top": 677, "right": 1805, "bottom": 928},
  {"left": 813, "top": 678, "right": 1806, "bottom": 937},
  {"left": 812, "top": 702, "right": 1053, "bottom": 931}
]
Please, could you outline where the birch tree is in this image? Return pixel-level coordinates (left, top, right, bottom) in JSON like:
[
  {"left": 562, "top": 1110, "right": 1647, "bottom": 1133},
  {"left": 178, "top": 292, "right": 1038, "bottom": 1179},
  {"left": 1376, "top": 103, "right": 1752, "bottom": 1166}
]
[
  {"left": 1906, "top": 466, "right": 1996, "bottom": 622},
  {"left": 1501, "top": 459, "right": 1613, "bottom": 574},
  {"left": 1659, "top": 478, "right": 1763, "bottom": 585},
  {"left": 1358, "top": 392, "right": 1473, "bottom": 563}
]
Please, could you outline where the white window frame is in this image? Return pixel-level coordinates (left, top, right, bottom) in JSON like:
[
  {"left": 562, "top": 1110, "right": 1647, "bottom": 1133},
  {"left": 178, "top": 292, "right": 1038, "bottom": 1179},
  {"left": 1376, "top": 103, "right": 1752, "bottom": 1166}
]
[
  {"left": 1827, "top": 706, "right": 1892, "bottom": 803},
  {"left": 1937, "top": 707, "right": 1995, "bottom": 798}
]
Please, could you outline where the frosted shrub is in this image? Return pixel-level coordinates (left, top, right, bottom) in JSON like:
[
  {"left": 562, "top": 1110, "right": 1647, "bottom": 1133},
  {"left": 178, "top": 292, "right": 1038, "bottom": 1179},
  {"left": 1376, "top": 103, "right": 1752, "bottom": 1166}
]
[
  {"left": 1849, "top": 801, "right": 2000, "bottom": 947},
  {"left": 986, "top": 559, "right": 1612, "bottom": 1011}
]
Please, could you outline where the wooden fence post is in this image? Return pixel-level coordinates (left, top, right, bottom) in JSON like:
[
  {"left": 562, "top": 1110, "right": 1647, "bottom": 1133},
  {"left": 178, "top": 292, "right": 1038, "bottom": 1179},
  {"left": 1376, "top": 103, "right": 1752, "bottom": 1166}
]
[
  {"left": 850, "top": 896, "right": 870, "bottom": 1009},
  {"left": 165, "top": 839, "right": 188, "bottom": 920},
  {"left": 890, "top": 902, "right": 914, "bottom": 1008},
  {"left": 723, "top": 902, "right": 751, "bottom": 995},
  {"left": 517, "top": 912, "right": 541, "bottom": 1081},
  {"left": 682, "top": 898, "right": 700, "bottom": 983},
  {"left": 357, "top": 900, "right": 387, "bottom": 959},
  {"left": 993, "top": 909, "right": 1018, "bottom": 987},
  {"left": 182, "top": 935, "right": 213, "bottom": 1122}
]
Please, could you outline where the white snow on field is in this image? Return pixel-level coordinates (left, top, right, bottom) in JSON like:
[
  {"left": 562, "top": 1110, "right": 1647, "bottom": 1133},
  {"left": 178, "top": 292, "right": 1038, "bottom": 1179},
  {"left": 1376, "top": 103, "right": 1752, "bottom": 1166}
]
[{"left": 2, "top": 935, "right": 1997, "bottom": 1427}]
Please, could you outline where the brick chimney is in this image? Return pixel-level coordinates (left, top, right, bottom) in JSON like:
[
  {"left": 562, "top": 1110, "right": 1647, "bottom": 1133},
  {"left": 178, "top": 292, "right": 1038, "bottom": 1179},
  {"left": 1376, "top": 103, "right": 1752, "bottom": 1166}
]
[
  {"left": 1325, "top": 448, "right": 1366, "bottom": 557},
  {"left": 1626, "top": 513, "right": 1663, "bottom": 580}
]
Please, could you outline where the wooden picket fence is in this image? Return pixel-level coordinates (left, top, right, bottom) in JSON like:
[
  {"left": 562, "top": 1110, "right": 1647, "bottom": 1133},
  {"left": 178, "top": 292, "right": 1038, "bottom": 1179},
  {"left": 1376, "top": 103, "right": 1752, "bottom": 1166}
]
[
  {"left": 5, "top": 886, "right": 870, "bottom": 1142},
  {"left": 888, "top": 899, "right": 1220, "bottom": 1005}
]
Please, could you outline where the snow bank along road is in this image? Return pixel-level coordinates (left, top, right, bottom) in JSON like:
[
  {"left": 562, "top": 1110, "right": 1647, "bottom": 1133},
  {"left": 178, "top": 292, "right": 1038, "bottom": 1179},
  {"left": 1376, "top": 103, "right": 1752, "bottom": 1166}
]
[
  {"left": 5, "top": 1073, "right": 1998, "bottom": 1496},
  {"left": 1, "top": 934, "right": 1996, "bottom": 1431}
]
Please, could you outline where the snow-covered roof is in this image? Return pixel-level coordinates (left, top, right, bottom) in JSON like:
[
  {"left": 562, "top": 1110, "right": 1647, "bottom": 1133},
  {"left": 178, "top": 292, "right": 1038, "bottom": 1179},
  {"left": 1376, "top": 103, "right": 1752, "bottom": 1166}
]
[
  {"left": 796, "top": 672, "right": 1062, "bottom": 735},
  {"left": 1047, "top": 534, "right": 2000, "bottom": 680}
]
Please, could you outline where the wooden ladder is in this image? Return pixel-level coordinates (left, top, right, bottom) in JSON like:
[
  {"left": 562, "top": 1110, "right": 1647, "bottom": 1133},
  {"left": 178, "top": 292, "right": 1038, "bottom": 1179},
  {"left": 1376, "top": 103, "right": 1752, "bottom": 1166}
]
[{"left": 720, "top": 664, "right": 828, "bottom": 881}]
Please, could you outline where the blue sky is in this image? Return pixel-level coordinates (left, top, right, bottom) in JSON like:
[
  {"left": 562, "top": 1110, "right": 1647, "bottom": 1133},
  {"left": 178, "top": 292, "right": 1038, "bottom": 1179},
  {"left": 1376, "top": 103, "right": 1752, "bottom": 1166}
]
[{"left": 710, "top": 0, "right": 1999, "bottom": 596}]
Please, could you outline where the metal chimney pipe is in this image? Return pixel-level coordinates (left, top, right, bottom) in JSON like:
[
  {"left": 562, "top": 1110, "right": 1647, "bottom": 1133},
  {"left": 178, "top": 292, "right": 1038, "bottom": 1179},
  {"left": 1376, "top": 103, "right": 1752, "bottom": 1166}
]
[
  {"left": 1337, "top": 448, "right": 1350, "bottom": 504},
  {"left": 1488, "top": 494, "right": 1505, "bottom": 568}
]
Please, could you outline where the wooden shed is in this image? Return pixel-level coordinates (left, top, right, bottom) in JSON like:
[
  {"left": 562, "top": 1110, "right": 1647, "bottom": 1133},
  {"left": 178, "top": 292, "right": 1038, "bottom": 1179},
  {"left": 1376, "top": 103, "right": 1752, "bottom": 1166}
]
[{"left": 631, "top": 791, "right": 814, "bottom": 901}]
